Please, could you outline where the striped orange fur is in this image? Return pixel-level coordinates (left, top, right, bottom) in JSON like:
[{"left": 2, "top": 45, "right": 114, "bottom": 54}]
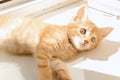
[{"left": 0, "top": 6, "right": 113, "bottom": 80}]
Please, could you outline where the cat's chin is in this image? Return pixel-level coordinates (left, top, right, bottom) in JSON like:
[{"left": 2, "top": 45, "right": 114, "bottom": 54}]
[
  {"left": 76, "top": 48, "right": 92, "bottom": 52},
  {"left": 77, "top": 48, "right": 89, "bottom": 51},
  {"left": 74, "top": 44, "right": 94, "bottom": 51}
]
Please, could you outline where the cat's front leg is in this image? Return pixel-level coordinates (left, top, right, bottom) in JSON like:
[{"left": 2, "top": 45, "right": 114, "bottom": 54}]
[
  {"left": 35, "top": 53, "right": 52, "bottom": 80},
  {"left": 50, "top": 58, "right": 71, "bottom": 80}
]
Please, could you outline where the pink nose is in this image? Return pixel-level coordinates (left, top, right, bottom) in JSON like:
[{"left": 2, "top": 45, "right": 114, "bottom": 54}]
[{"left": 84, "top": 40, "right": 89, "bottom": 44}]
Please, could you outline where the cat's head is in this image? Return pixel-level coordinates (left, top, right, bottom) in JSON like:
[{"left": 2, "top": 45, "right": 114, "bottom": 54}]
[{"left": 67, "top": 5, "right": 113, "bottom": 51}]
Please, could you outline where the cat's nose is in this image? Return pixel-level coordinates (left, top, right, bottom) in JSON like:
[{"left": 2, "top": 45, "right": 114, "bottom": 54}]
[{"left": 84, "top": 40, "right": 89, "bottom": 44}]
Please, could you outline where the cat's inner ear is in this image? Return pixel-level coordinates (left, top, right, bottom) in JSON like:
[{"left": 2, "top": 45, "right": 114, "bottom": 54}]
[
  {"left": 99, "top": 27, "right": 113, "bottom": 40},
  {"left": 73, "top": 5, "right": 88, "bottom": 22}
]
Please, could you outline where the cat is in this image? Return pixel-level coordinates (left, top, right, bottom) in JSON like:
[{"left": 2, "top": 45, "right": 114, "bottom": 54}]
[{"left": 0, "top": 5, "right": 113, "bottom": 80}]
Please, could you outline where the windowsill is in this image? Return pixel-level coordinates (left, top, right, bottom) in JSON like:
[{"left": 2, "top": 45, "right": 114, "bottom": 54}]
[
  {"left": 0, "top": 0, "right": 83, "bottom": 18},
  {"left": 88, "top": 0, "right": 120, "bottom": 20},
  {"left": 0, "top": 0, "right": 33, "bottom": 11}
]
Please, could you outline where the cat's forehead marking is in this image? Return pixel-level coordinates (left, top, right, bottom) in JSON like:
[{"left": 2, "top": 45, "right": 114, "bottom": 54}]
[
  {"left": 79, "top": 24, "right": 93, "bottom": 30},
  {"left": 80, "top": 25, "right": 88, "bottom": 29},
  {"left": 72, "top": 36, "right": 93, "bottom": 50}
]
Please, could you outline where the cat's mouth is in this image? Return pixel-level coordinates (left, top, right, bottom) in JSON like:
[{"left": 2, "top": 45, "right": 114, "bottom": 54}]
[
  {"left": 68, "top": 36, "right": 93, "bottom": 51},
  {"left": 75, "top": 41, "right": 92, "bottom": 51},
  {"left": 74, "top": 43, "right": 90, "bottom": 51}
]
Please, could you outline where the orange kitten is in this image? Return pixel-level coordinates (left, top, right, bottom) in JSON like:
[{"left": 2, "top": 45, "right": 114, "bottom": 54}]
[{"left": 0, "top": 6, "right": 113, "bottom": 80}]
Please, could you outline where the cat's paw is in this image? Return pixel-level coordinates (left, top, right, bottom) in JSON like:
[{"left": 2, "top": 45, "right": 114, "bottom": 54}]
[{"left": 58, "top": 70, "right": 71, "bottom": 80}]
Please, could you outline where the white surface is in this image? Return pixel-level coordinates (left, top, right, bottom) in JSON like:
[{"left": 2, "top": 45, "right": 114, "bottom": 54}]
[
  {"left": 0, "top": 2, "right": 120, "bottom": 80},
  {"left": 0, "top": 51, "right": 38, "bottom": 80}
]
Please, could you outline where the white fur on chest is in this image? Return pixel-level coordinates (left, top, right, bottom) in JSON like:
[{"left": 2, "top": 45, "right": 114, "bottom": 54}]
[{"left": 73, "top": 36, "right": 91, "bottom": 50}]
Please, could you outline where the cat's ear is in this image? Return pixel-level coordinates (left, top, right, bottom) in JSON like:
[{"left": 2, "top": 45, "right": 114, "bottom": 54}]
[
  {"left": 99, "top": 27, "right": 113, "bottom": 40},
  {"left": 73, "top": 5, "right": 88, "bottom": 22}
]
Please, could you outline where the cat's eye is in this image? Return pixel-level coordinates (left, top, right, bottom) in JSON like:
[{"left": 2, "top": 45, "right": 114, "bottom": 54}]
[
  {"left": 91, "top": 37, "right": 95, "bottom": 43},
  {"left": 80, "top": 28, "right": 86, "bottom": 34}
]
